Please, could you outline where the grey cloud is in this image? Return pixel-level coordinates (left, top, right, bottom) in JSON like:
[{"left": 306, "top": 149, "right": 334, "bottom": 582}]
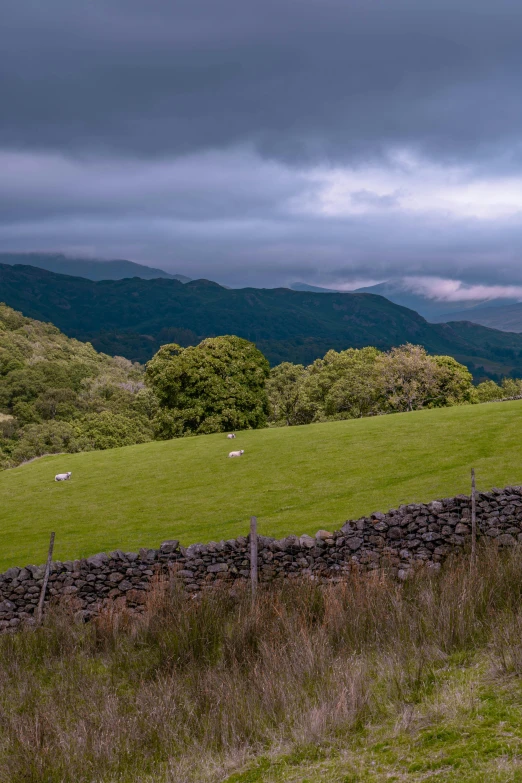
[
  {"left": 350, "top": 190, "right": 402, "bottom": 209},
  {"left": 2, "top": 0, "right": 522, "bottom": 290},
  {"left": 2, "top": 0, "right": 522, "bottom": 167},
  {"left": 1, "top": 147, "right": 522, "bottom": 289},
  {"left": 0, "top": 150, "right": 305, "bottom": 223},
  {"left": 2, "top": 195, "right": 522, "bottom": 289}
]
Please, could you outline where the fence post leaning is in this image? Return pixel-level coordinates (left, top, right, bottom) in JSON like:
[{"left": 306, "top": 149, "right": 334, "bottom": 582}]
[
  {"left": 250, "top": 516, "right": 258, "bottom": 602},
  {"left": 470, "top": 468, "right": 477, "bottom": 569},
  {"left": 36, "top": 532, "right": 55, "bottom": 625}
]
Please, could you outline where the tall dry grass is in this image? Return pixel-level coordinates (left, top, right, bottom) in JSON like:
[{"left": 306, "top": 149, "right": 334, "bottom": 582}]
[{"left": 1, "top": 544, "right": 522, "bottom": 782}]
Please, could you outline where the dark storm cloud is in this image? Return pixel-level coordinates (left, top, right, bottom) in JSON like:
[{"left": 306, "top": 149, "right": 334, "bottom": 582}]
[
  {"left": 2, "top": 0, "right": 522, "bottom": 166},
  {"left": 0, "top": 149, "right": 305, "bottom": 223},
  {"left": 2, "top": 0, "right": 522, "bottom": 291}
]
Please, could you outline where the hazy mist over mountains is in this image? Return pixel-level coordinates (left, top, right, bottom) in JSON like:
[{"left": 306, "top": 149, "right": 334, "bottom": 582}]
[
  {"left": 291, "top": 279, "right": 522, "bottom": 325},
  {"left": 0, "top": 253, "right": 191, "bottom": 283}
]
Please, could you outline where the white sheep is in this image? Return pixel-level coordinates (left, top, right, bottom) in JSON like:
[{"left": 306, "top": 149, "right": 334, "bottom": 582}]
[
  {"left": 227, "top": 433, "right": 236, "bottom": 439},
  {"left": 228, "top": 450, "right": 244, "bottom": 458},
  {"left": 55, "top": 472, "right": 72, "bottom": 481}
]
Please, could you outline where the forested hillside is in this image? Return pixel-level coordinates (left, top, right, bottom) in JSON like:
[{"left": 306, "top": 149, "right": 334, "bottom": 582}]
[
  {"left": 0, "top": 304, "right": 157, "bottom": 468},
  {"left": 2, "top": 263, "right": 522, "bottom": 377}
]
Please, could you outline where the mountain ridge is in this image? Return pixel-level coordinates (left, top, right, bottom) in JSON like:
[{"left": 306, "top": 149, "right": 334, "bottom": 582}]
[
  {"left": 0, "top": 252, "right": 191, "bottom": 282},
  {"left": 291, "top": 279, "right": 520, "bottom": 322},
  {"left": 2, "top": 263, "right": 522, "bottom": 378},
  {"left": 444, "top": 302, "right": 522, "bottom": 333}
]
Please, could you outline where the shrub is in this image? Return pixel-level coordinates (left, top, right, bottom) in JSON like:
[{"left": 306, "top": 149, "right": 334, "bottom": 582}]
[
  {"left": 476, "top": 379, "right": 503, "bottom": 402},
  {"left": 9, "top": 420, "right": 80, "bottom": 464},
  {"left": 75, "top": 411, "right": 153, "bottom": 450}
]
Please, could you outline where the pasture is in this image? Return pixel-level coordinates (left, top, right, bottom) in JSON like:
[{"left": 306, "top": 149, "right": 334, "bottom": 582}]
[{"left": 1, "top": 400, "right": 522, "bottom": 570}]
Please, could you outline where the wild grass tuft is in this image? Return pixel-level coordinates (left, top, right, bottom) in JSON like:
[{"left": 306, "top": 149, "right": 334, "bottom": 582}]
[{"left": 1, "top": 546, "right": 522, "bottom": 781}]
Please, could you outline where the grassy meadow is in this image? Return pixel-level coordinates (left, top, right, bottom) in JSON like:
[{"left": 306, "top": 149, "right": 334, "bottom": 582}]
[{"left": 1, "top": 399, "right": 522, "bottom": 570}]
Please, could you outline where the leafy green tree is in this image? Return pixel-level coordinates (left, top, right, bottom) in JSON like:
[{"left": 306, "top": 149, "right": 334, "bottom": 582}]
[
  {"left": 75, "top": 411, "right": 152, "bottom": 450},
  {"left": 476, "top": 380, "right": 503, "bottom": 402},
  {"left": 11, "top": 400, "right": 41, "bottom": 425},
  {"left": 267, "top": 348, "right": 384, "bottom": 427},
  {"left": 267, "top": 346, "right": 474, "bottom": 426},
  {"left": 0, "top": 367, "right": 47, "bottom": 409},
  {"left": 266, "top": 362, "right": 313, "bottom": 426},
  {"left": 0, "top": 348, "right": 24, "bottom": 376},
  {"left": 303, "top": 347, "right": 384, "bottom": 420},
  {"left": 375, "top": 344, "right": 442, "bottom": 412},
  {"left": 376, "top": 348, "right": 475, "bottom": 411},
  {"left": 146, "top": 336, "right": 270, "bottom": 436},
  {"left": 35, "top": 388, "right": 80, "bottom": 421},
  {"left": 151, "top": 408, "right": 187, "bottom": 440},
  {"left": 131, "top": 387, "right": 160, "bottom": 420},
  {"left": 431, "top": 355, "right": 476, "bottom": 406},
  {"left": 9, "top": 421, "right": 80, "bottom": 464},
  {"left": 501, "top": 378, "right": 522, "bottom": 398},
  {"left": 0, "top": 415, "right": 18, "bottom": 467}
]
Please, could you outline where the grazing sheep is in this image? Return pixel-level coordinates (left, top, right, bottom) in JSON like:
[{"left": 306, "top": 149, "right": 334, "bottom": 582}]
[
  {"left": 228, "top": 450, "right": 244, "bottom": 458},
  {"left": 227, "top": 433, "right": 236, "bottom": 439},
  {"left": 55, "top": 472, "right": 72, "bottom": 481}
]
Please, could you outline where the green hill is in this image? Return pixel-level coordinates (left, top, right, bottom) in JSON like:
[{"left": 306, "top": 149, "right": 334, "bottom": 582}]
[
  {"left": 2, "top": 263, "right": 522, "bottom": 376},
  {"left": 1, "top": 399, "right": 522, "bottom": 571}
]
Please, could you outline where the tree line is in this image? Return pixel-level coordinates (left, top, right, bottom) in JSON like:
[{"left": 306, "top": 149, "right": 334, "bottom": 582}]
[{"left": 1, "top": 303, "right": 521, "bottom": 469}]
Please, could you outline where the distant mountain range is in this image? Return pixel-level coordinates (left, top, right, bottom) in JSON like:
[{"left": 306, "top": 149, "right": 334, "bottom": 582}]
[
  {"left": 446, "top": 302, "right": 522, "bottom": 333},
  {"left": 0, "top": 253, "right": 191, "bottom": 282},
  {"left": 4, "top": 260, "right": 520, "bottom": 332},
  {"left": 2, "top": 263, "right": 522, "bottom": 379},
  {"left": 290, "top": 282, "right": 343, "bottom": 294},
  {"left": 291, "top": 279, "right": 520, "bottom": 324}
]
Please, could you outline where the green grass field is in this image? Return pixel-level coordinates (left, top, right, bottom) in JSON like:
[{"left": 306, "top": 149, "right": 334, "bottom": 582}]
[{"left": 2, "top": 400, "right": 522, "bottom": 571}]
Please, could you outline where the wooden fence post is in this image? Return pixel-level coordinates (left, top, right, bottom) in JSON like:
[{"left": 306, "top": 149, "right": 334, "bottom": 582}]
[
  {"left": 250, "top": 516, "right": 258, "bottom": 601},
  {"left": 471, "top": 469, "right": 477, "bottom": 569},
  {"left": 36, "top": 532, "right": 55, "bottom": 625}
]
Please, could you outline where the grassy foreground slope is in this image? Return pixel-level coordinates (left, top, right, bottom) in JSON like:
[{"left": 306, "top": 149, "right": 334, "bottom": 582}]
[{"left": 1, "top": 399, "right": 522, "bottom": 570}]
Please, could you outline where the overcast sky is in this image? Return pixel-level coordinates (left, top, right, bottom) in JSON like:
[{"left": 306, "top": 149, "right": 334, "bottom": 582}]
[{"left": 2, "top": 0, "right": 522, "bottom": 294}]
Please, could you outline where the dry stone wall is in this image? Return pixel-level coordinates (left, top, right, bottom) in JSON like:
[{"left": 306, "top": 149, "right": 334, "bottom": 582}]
[{"left": 2, "top": 484, "right": 522, "bottom": 630}]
